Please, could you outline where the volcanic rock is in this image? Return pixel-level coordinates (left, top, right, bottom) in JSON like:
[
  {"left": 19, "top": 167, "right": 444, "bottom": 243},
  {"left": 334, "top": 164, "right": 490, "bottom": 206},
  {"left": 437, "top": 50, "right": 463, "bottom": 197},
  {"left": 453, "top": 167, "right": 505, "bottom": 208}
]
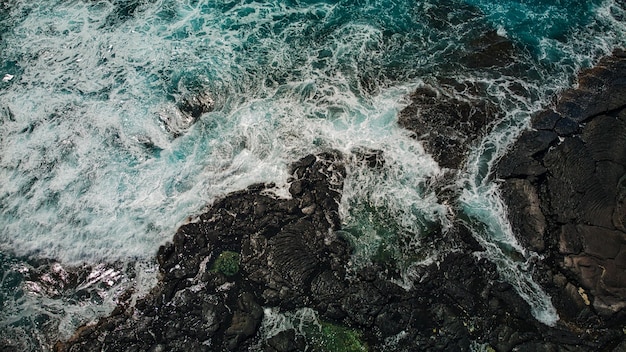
[
  {"left": 56, "top": 149, "right": 597, "bottom": 352},
  {"left": 398, "top": 81, "right": 501, "bottom": 169},
  {"left": 497, "top": 50, "right": 626, "bottom": 326},
  {"left": 56, "top": 49, "right": 626, "bottom": 349}
]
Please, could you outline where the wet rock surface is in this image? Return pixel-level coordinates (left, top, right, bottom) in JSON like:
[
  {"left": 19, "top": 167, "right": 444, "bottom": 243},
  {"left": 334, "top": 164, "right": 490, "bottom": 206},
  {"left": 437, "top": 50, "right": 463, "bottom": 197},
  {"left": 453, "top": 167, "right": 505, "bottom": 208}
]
[
  {"left": 159, "top": 91, "right": 215, "bottom": 138},
  {"left": 398, "top": 80, "right": 501, "bottom": 170},
  {"left": 461, "top": 30, "right": 518, "bottom": 69},
  {"left": 497, "top": 50, "right": 626, "bottom": 334},
  {"left": 0, "top": 257, "right": 142, "bottom": 351}
]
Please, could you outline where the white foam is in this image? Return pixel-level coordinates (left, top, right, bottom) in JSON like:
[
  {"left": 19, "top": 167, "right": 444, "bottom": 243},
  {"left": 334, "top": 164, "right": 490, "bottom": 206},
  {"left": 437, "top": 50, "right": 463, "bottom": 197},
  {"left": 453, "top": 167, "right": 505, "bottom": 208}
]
[
  {"left": 460, "top": 182, "right": 559, "bottom": 326},
  {"left": 0, "top": 259, "right": 158, "bottom": 348},
  {"left": 0, "top": 0, "right": 448, "bottom": 277},
  {"left": 450, "top": 2, "right": 626, "bottom": 314},
  {"left": 450, "top": 74, "right": 559, "bottom": 325},
  {"left": 260, "top": 307, "right": 320, "bottom": 340}
]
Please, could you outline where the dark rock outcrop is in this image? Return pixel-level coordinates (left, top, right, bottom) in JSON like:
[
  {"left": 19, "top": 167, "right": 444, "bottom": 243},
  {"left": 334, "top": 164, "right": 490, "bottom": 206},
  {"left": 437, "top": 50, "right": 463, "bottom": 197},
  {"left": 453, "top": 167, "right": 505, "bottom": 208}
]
[
  {"left": 159, "top": 91, "right": 214, "bottom": 137},
  {"left": 55, "top": 151, "right": 349, "bottom": 352},
  {"left": 398, "top": 80, "right": 501, "bottom": 169},
  {"left": 497, "top": 50, "right": 626, "bottom": 328},
  {"left": 461, "top": 30, "right": 517, "bottom": 69}
]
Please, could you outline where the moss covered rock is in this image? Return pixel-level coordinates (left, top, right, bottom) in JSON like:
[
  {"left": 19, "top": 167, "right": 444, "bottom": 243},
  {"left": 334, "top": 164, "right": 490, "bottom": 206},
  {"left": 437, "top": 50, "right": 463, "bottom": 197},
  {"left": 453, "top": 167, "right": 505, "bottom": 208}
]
[
  {"left": 212, "top": 251, "right": 240, "bottom": 276},
  {"left": 309, "top": 321, "right": 368, "bottom": 352}
]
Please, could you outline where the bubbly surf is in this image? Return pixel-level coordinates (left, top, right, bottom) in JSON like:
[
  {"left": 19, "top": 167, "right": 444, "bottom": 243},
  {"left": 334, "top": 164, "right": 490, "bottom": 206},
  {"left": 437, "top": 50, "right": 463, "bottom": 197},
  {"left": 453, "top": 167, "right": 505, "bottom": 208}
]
[{"left": 1, "top": 0, "right": 625, "bottom": 349}]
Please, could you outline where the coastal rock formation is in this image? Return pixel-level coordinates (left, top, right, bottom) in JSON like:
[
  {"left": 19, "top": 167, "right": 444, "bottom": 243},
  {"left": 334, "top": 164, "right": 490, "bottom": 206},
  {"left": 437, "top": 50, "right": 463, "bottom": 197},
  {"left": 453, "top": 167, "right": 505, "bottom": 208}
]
[
  {"left": 461, "top": 30, "right": 517, "bottom": 69},
  {"left": 54, "top": 151, "right": 345, "bottom": 351},
  {"left": 56, "top": 148, "right": 624, "bottom": 351},
  {"left": 398, "top": 80, "right": 501, "bottom": 169},
  {"left": 55, "top": 51, "right": 626, "bottom": 352},
  {"left": 159, "top": 91, "right": 214, "bottom": 137},
  {"left": 497, "top": 50, "right": 626, "bottom": 325}
]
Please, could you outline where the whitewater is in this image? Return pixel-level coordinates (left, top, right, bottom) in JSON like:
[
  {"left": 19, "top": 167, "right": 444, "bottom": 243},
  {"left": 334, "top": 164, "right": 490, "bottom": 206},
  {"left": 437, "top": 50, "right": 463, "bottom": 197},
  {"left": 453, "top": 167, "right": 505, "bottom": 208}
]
[{"left": 0, "top": 0, "right": 625, "bottom": 349}]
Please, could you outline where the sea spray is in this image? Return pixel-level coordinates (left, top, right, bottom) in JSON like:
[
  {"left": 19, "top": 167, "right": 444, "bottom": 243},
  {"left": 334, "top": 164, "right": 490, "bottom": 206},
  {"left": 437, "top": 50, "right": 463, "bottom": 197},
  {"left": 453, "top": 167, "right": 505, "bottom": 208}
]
[
  {"left": 452, "top": 15, "right": 623, "bottom": 318},
  {"left": 459, "top": 182, "right": 559, "bottom": 326}
]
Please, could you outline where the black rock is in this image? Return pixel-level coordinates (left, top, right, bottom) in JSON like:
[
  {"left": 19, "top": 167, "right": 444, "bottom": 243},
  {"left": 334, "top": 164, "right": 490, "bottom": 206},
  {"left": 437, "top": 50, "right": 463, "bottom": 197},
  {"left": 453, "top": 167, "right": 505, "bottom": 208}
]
[
  {"left": 461, "top": 30, "right": 517, "bottom": 69},
  {"left": 56, "top": 52, "right": 626, "bottom": 352},
  {"left": 263, "top": 329, "right": 305, "bottom": 352},
  {"left": 497, "top": 51, "right": 626, "bottom": 335},
  {"left": 398, "top": 81, "right": 501, "bottom": 169}
]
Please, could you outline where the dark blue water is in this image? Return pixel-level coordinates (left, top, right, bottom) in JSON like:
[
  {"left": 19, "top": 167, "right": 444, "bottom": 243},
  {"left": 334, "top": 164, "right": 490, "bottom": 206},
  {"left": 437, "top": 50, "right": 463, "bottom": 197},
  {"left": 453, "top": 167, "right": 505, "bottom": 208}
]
[{"left": 0, "top": 0, "right": 624, "bottom": 349}]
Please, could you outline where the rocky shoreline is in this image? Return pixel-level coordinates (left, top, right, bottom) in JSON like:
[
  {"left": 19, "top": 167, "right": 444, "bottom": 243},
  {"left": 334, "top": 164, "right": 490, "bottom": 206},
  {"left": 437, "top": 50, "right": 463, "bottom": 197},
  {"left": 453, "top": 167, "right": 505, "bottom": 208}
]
[
  {"left": 53, "top": 151, "right": 556, "bottom": 352},
  {"left": 52, "top": 52, "right": 626, "bottom": 351},
  {"left": 496, "top": 50, "right": 626, "bottom": 339}
]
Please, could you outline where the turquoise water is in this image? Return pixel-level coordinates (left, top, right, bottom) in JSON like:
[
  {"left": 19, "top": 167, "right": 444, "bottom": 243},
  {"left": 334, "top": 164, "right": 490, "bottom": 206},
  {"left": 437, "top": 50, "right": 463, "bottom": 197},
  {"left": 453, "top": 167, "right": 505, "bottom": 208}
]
[{"left": 0, "top": 0, "right": 624, "bottom": 349}]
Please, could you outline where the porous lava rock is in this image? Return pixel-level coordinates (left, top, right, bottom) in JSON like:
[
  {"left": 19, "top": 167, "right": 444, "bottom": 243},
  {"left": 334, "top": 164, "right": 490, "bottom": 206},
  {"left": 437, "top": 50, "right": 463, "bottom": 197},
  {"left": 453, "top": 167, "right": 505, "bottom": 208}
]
[
  {"left": 497, "top": 49, "right": 626, "bottom": 331},
  {"left": 398, "top": 80, "right": 501, "bottom": 170},
  {"left": 53, "top": 50, "right": 626, "bottom": 352}
]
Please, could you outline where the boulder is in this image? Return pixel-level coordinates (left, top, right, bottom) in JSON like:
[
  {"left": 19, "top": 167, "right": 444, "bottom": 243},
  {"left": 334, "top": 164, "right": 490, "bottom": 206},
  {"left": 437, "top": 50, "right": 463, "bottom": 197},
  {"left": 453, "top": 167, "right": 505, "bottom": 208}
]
[{"left": 461, "top": 30, "right": 517, "bottom": 69}]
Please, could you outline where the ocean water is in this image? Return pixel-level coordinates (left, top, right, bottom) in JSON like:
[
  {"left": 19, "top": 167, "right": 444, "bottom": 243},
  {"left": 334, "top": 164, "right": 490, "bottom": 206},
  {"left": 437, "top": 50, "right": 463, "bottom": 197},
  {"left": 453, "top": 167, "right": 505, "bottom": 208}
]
[{"left": 0, "top": 0, "right": 624, "bottom": 349}]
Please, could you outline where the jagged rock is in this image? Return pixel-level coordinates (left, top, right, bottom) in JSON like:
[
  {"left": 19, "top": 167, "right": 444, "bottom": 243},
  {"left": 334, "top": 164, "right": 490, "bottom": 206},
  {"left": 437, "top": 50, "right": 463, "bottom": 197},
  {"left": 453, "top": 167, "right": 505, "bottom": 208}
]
[
  {"left": 159, "top": 91, "right": 214, "bottom": 137},
  {"left": 497, "top": 130, "right": 556, "bottom": 178},
  {"left": 57, "top": 148, "right": 589, "bottom": 352},
  {"left": 225, "top": 293, "right": 264, "bottom": 350},
  {"left": 556, "top": 49, "right": 626, "bottom": 122},
  {"left": 500, "top": 179, "right": 546, "bottom": 252},
  {"left": 398, "top": 81, "right": 501, "bottom": 169},
  {"left": 178, "top": 91, "right": 214, "bottom": 119},
  {"left": 57, "top": 152, "right": 349, "bottom": 352},
  {"left": 497, "top": 50, "right": 626, "bottom": 329},
  {"left": 461, "top": 30, "right": 517, "bottom": 69},
  {"left": 263, "top": 329, "right": 305, "bottom": 352},
  {"left": 351, "top": 147, "right": 385, "bottom": 169}
]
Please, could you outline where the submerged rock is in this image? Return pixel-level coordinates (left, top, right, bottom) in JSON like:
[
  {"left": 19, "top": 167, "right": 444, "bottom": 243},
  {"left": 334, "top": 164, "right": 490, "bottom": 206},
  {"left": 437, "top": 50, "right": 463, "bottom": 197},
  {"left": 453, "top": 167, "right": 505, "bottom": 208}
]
[
  {"left": 461, "top": 30, "right": 517, "bottom": 69},
  {"left": 178, "top": 91, "right": 215, "bottom": 120},
  {"left": 497, "top": 50, "right": 626, "bottom": 329},
  {"left": 159, "top": 91, "right": 214, "bottom": 137},
  {"left": 0, "top": 257, "right": 140, "bottom": 351}
]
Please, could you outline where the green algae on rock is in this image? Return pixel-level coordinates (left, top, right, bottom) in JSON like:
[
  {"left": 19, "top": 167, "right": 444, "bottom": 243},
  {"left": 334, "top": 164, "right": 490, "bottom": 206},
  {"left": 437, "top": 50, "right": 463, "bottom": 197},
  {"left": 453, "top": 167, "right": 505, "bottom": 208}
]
[{"left": 212, "top": 251, "right": 241, "bottom": 277}]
